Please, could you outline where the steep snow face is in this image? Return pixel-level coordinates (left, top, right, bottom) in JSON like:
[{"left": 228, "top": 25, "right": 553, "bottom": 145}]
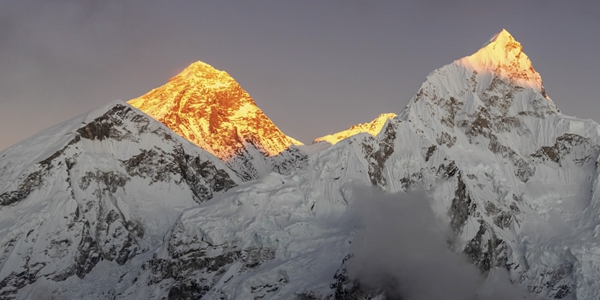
[
  {"left": 117, "top": 136, "right": 377, "bottom": 300},
  {"left": 129, "top": 61, "right": 307, "bottom": 181},
  {"left": 3, "top": 30, "right": 600, "bottom": 300},
  {"left": 119, "top": 30, "right": 600, "bottom": 300},
  {"left": 0, "top": 101, "right": 240, "bottom": 298},
  {"left": 313, "top": 113, "right": 397, "bottom": 145},
  {"left": 386, "top": 29, "right": 600, "bottom": 299}
]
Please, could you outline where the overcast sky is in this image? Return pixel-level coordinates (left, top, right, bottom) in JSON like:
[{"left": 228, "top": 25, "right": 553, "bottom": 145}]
[{"left": 1, "top": 0, "right": 599, "bottom": 150}]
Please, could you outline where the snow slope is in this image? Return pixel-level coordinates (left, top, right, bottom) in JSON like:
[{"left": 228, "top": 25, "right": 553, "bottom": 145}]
[{"left": 0, "top": 101, "right": 240, "bottom": 299}]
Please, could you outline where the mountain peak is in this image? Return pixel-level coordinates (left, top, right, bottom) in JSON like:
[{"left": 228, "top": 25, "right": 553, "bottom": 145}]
[
  {"left": 482, "top": 29, "right": 514, "bottom": 48},
  {"left": 405, "top": 29, "right": 558, "bottom": 147},
  {"left": 171, "top": 61, "right": 236, "bottom": 90},
  {"left": 478, "top": 29, "right": 523, "bottom": 61},
  {"left": 129, "top": 61, "right": 301, "bottom": 158},
  {"left": 129, "top": 60, "right": 306, "bottom": 180},
  {"left": 461, "top": 29, "right": 544, "bottom": 91}
]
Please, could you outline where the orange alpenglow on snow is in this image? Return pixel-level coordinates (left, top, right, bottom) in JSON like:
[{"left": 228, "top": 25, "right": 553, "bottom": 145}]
[
  {"left": 129, "top": 61, "right": 302, "bottom": 160},
  {"left": 313, "top": 113, "right": 397, "bottom": 145},
  {"left": 462, "top": 29, "right": 547, "bottom": 96}
]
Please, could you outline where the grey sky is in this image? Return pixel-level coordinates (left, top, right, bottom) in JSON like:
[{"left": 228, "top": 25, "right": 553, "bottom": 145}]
[{"left": 1, "top": 0, "right": 599, "bottom": 150}]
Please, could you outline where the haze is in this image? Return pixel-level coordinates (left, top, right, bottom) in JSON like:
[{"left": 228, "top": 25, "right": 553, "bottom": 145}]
[{"left": 1, "top": 0, "right": 599, "bottom": 151}]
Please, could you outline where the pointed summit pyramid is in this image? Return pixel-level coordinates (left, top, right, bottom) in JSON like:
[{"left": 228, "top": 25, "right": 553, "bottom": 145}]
[
  {"left": 463, "top": 29, "right": 545, "bottom": 93},
  {"left": 405, "top": 29, "right": 558, "bottom": 146},
  {"left": 129, "top": 61, "right": 307, "bottom": 180}
]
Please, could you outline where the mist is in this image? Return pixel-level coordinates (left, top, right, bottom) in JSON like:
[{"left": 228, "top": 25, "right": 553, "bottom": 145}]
[{"left": 348, "top": 186, "right": 529, "bottom": 300}]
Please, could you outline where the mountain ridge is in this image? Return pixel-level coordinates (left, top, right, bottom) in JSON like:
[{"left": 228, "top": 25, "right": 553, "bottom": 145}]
[
  {"left": 120, "top": 29, "right": 600, "bottom": 298},
  {"left": 466, "top": 29, "right": 546, "bottom": 95},
  {"left": 0, "top": 100, "right": 241, "bottom": 298},
  {"left": 1, "top": 29, "right": 600, "bottom": 299},
  {"left": 313, "top": 113, "right": 397, "bottom": 145}
]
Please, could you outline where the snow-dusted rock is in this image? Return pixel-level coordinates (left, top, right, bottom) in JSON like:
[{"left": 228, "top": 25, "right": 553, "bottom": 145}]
[
  {"left": 121, "top": 30, "right": 600, "bottom": 299},
  {"left": 0, "top": 101, "right": 239, "bottom": 299},
  {"left": 2, "top": 29, "right": 600, "bottom": 300}
]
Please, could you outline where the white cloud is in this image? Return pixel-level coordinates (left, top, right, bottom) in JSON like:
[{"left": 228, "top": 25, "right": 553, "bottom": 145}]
[{"left": 347, "top": 185, "right": 529, "bottom": 300}]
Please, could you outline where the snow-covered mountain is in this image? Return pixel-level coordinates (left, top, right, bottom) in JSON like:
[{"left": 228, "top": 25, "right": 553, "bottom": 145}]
[
  {"left": 117, "top": 29, "right": 600, "bottom": 299},
  {"left": 313, "top": 113, "right": 397, "bottom": 145},
  {"left": 129, "top": 61, "right": 307, "bottom": 181},
  {"left": 2, "top": 29, "right": 600, "bottom": 300},
  {"left": 0, "top": 101, "right": 240, "bottom": 299}
]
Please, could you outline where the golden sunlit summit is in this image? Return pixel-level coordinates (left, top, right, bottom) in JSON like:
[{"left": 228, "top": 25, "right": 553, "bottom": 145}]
[
  {"left": 129, "top": 61, "right": 302, "bottom": 161},
  {"left": 313, "top": 113, "right": 397, "bottom": 145}
]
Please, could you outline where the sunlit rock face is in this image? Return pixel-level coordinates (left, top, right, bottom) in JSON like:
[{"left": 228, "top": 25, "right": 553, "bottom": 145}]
[
  {"left": 313, "top": 113, "right": 397, "bottom": 145},
  {"left": 129, "top": 61, "right": 307, "bottom": 180},
  {"left": 468, "top": 29, "right": 546, "bottom": 93}
]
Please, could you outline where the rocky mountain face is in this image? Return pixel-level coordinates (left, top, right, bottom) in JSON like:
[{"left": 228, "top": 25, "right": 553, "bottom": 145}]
[
  {"left": 129, "top": 61, "right": 307, "bottom": 181},
  {"left": 1, "top": 29, "right": 600, "bottom": 300},
  {"left": 118, "top": 30, "right": 600, "bottom": 299},
  {"left": 313, "top": 113, "right": 397, "bottom": 145},
  {"left": 328, "top": 29, "right": 600, "bottom": 299},
  {"left": 0, "top": 101, "right": 239, "bottom": 299}
]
